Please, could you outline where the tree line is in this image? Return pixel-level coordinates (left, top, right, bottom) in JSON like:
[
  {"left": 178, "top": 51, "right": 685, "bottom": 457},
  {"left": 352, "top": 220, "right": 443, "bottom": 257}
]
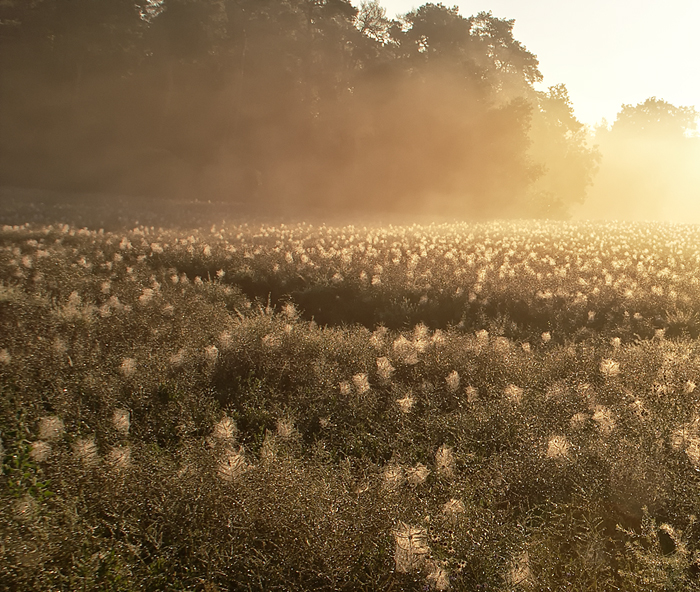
[{"left": 1, "top": 1, "right": 600, "bottom": 218}]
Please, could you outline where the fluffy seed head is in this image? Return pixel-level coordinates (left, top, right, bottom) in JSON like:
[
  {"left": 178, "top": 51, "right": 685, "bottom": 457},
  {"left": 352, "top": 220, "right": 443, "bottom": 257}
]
[
  {"left": 217, "top": 447, "right": 248, "bottom": 482},
  {"left": 546, "top": 435, "right": 571, "bottom": 461},
  {"left": 120, "top": 357, "right": 136, "bottom": 378},
  {"left": 600, "top": 358, "right": 620, "bottom": 378},
  {"left": 435, "top": 445, "right": 455, "bottom": 479},
  {"left": 38, "top": 416, "right": 64, "bottom": 442},
  {"left": 445, "top": 370, "right": 460, "bottom": 394},
  {"left": 107, "top": 446, "right": 131, "bottom": 472},
  {"left": 112, "top": 409, "right": 130, "bottom": 435},
  {"left": 394, "top": 523, "right": 429, "bottom": 573},
  {"left": 73, "top": 438, "right": 99, "bottom": 467},
  {"left": 376, "top": 356, "right": 394, "bottom": 382},
  {"left": 352, "top": 373, "right": 370, "bottom": 395},
  {"left": 406, "top": 463, "right": 430, "bottom": 487},
  {"left": 30, "top": 441, "right": 51, "bottom": 462}
]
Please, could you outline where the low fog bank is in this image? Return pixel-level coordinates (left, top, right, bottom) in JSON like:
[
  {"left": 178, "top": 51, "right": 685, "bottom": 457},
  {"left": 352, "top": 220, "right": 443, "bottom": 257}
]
[{"left": 574, "top": 98, "right": 700, "bottom": 223}]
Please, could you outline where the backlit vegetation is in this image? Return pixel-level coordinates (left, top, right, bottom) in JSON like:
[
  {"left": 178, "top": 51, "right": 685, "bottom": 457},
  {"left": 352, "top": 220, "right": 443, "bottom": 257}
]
[{"left": 1, "top": 220, "right": 700, "bottom": 590}]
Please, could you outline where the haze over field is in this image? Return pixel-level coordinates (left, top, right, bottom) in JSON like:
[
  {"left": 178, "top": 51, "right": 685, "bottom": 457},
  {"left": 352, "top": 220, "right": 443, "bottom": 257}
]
[{"left": 0, "top": 0, "right": 698, "bottom": 224}]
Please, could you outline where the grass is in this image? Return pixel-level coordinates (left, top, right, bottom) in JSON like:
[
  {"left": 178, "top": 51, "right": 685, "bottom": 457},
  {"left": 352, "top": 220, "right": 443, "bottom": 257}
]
[{"left": 1, "top": 215, "right": 699, "bottom": 590}]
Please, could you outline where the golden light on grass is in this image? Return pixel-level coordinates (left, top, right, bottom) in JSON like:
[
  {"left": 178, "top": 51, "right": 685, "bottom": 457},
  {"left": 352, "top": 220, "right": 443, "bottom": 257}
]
[
  {"left": 506, "top": 551, "right": 532, "bottom": 586},
  {"left": 442, "top": 498, "right": 465, "bottom": 518},
  {"left": 393, "top": 522, "right": 430, "bottom": 573},
  {"left": 382, "top": 463, "right": 404, "bottom": 491},
  {"left": 396, "top": 393, "right": 415, "bottom": 413},
  {"left": 352, "top": 372, "right": 370, "bottom": 395},
  {"left": 426, "top": 562, "right": 451, "bottom": 590},
  {"left": 504, "top": 384, "right": 524, "bottom": 404},
  {"left": 392, "top": 335, "right": 419, "bottom": 365}
]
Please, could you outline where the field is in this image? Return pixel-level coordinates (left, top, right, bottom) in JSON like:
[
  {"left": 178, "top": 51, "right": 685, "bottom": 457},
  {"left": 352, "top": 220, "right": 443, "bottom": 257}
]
[{"left": 1, "top": 215, "right": 700, "bottom": 591}]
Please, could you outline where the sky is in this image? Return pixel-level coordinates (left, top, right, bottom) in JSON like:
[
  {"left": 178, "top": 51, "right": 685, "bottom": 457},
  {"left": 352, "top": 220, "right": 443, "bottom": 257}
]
[{"left": 352, "top": 0, "right": 700, "bottom": 129}]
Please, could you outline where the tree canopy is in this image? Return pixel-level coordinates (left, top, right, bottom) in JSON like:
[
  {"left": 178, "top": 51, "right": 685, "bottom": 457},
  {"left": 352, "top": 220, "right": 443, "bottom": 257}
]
[{"left": 0, "top": 0, "right": 599, "bottom": 219}]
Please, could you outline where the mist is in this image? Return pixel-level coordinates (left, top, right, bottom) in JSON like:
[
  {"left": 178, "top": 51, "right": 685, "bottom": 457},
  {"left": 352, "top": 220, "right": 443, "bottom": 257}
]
[
  {"left": 575, "top": 99, "right": 700, "bottom": 222},
  {"left": 2, "top": 1, "right": 696, "bottom": 225},
  {"left": 0, "top": 0, "right": 604, "bottom": 225}
]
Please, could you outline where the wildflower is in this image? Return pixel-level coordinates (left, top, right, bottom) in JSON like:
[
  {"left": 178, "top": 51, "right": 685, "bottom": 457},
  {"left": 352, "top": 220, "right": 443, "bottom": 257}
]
[
  {"left": 541, "top": 331, "right": 552, "bottom": 344},
  {"left": 217, "top": 447, "right": 248, "bottom": 482},
  {"left": 30, "top": 441, "right": 51, "bottom": 462},
  {"left": 112, "top": 409, "right": 130, "bottom": 435},
  {"left": 38, "top": 416, "right": 64, "bottom": 442},
  {"left": 73, "top": 437, "right": 99, "bottom": 467},
  {"left": 599, "top": 358, "right": 620, "bottom": 378},
  {"left": 394, "top": 522, "right": 429, "bottom": 573},
  {"left": 685, "top": 381, "right": 697, "bottom": 395},
  {"left": 406, "top": 463, "right": 430, "bottom": 487},
  {"left": 435, "top": 445, "right": 455, "bottom": 479},
  {"left": 611, "top": 337, "right": 621, "bottom": 348},
  {"left": 339, "top": 381, "right": 352, "bottom": 396},
  {"left": 546, "top": 435, "right": 571, "bottom": 461},
  {"left": 0, "top": 349, "right": 10, "bottom": 365},
  {"left": 521, "top": 342, "right": 531, "bottom": 353},
  {"left": 150, "top": 242, "right": 163, "bottom": 254},
  {"left": 376, "top": 357, "right": 394, "bottom": 382},
  {"left": 216, "top": 268, "right": 225, "bottom": 279},
  {"left": 445, "top": 370, "right": 460, "bottom": 394},
  {"left": 120, "top": 357, "right": 137, "bottom": 378},
  {"left": 106, "top": 446, "right": 131, "bottom": 472}
]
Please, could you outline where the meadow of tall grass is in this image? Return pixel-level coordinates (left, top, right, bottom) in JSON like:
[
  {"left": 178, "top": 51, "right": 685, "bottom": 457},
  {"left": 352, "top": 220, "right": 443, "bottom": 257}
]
[{"left": 1, "top": 219, "right": 699, "bottom": 590}]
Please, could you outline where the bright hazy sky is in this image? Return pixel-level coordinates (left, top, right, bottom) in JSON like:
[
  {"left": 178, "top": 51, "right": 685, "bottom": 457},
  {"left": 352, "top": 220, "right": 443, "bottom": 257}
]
[{"left": 353, "top": 0, "right": 700, "bottom": 128}]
